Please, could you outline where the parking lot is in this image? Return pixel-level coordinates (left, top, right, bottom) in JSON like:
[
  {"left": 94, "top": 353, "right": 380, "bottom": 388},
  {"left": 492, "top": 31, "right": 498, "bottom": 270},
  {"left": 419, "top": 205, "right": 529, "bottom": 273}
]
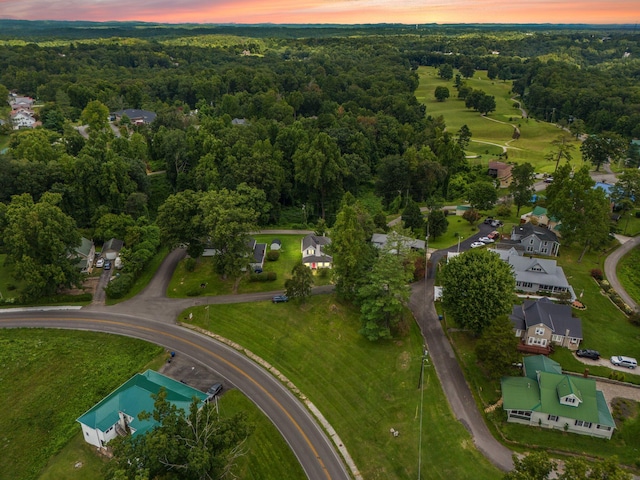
[{"left": 158, "top": 349, "right": 230, "bottom": 395}]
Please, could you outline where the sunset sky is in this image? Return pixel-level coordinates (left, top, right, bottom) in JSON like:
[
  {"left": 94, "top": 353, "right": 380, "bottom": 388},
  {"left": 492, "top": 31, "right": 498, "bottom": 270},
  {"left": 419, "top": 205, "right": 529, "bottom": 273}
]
[{"left": 1, "top": 0, "right": 638, "bottom": 25}]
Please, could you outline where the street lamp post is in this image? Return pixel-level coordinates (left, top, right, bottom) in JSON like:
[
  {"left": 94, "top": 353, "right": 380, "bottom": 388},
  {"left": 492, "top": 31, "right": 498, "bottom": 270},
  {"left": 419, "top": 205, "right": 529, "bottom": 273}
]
[
  {"left": 417, "top": 347, "right": 429, "bottom": 479},
  {"left": 425, "top": 223, "right": 430, "bottom": 280},
  {"left": 457, "top": 235, "right": 463, "bottom": 253}
]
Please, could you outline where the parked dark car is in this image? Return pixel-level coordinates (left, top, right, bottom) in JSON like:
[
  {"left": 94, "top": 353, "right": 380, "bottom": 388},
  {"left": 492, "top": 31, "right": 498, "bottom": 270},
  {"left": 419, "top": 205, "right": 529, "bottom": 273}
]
[
  {"left": 206, "top": 382, "right": 223, "bottom": 402},
  {"left": 104, "top": 261, "right": 112, "bottom": 270},
  {"left": 576, "top": 349, "right": 600, "bottom": 360},
  {"left": 272, "top": 295, "right": 289, "bottom": 303}
]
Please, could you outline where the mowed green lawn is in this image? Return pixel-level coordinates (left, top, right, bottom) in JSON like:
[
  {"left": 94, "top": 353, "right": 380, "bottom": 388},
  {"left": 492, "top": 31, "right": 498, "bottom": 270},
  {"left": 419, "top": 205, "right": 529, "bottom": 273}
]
[
  {"left": 167, "top": 234, "right": 330, "bottom": 297},
  {"left": 0, "top": 329, "right": 305, "bottom": 480},
  {"left": 617, "top": 247, "right": 640, "bottom": 308},
  {"left": 183, "top": 296, "right": 501, "bottom": 480},
  {"left": 0, "top": 329, "right": 163, "bottom": 480},
  {"left": 416, "top": 66, "right": 580, "bottom": 173}
]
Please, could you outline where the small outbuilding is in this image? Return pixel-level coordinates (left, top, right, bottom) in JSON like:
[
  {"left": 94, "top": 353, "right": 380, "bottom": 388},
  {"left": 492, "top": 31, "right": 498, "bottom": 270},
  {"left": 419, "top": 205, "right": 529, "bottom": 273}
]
[{"left": 270, "top": 239, "right": 282, "bottom": 251}]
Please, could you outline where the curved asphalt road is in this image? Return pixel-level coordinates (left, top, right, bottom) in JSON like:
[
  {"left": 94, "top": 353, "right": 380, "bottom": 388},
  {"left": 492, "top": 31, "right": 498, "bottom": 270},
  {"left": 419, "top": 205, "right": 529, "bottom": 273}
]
[
  {"left": 413, "top": 226, "right": 515, "bottom": 472},
  {"left": 0, "top": 248, "right": 350, "bottom": 480},
  {"left": 604, "top": 235, "right": 640, "bottom": 312}
]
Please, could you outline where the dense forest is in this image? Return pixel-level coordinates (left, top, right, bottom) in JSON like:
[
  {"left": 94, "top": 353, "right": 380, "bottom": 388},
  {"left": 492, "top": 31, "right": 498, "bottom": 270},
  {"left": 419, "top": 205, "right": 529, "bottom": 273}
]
[{"left": 1, "top": 22, "right": 639, "bottom": 230}]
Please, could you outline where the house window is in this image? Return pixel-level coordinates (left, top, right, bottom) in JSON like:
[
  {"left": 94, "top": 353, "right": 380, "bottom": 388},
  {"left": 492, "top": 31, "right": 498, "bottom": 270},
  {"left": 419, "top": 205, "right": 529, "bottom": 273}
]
[
  {"left": 528, "top": 337, "right": 547, "bottom": 346},
  {"left": 509, "top": 410, "right": 532, "bottom": 420},
  {"left": 565, "top": 397, "right": 575, "bottom": 404},
  {"left": 530, "top": 266, "right": 543, "bottom": 272},
  {"left": 575, "top": 420, "right": 592, "bottom": 428},
  {"left": 547, "top": 415, "right": 559, "bottom": 422},
  {"left": 596, "top": 425, "right": 612, "bottom": 431},
  {"left": 526, "top": 246, "right": 534, "bottom": 252},
  {"left": 570, "top": 337, "right": 579, "bottom": 344},
  {"left": 535, "top": 327, "right": 545, "bottom": 335},
  {"left": 552, "top": 335, "right": 563, "bottom": 342}
]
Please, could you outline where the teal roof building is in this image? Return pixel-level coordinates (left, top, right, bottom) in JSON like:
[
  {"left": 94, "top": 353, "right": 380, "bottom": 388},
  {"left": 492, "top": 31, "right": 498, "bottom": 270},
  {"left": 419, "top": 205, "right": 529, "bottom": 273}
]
[
  {"left": 501, "top": 355, "right": 615, "bottom": 439},
  {"left": 77, "top": 370, "right": 207, "bottom": 448}
]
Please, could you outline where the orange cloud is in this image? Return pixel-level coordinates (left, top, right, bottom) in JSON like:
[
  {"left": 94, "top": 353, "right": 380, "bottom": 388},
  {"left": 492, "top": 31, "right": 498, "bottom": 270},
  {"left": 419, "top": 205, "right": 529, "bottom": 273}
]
[{"left": 1, "top": 0, "right": 638, "bottom": 24}]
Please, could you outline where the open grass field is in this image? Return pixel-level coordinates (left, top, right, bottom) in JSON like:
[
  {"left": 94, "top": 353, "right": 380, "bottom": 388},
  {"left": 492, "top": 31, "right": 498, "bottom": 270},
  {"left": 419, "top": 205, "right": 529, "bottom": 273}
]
[
  {"left": 183, "top": 296, "right": 501, "bottom": 480},
  {"left": 0, "top": 329, "right": 304, "bottom": 480},
  {"left": 167, "top": 234, "right": 330, "bottom": 298},
  {"left": 416, "top": 66, "right": 581, "bottom": 174},
  {"left": 440, "top": 243, "right": 640, "bottom": 468},
  {"left": 617, "top": 247, "right": 640, "bottom": 307},
  {"left": 0, "top": 329, "right": 163, "bottom": 480}
]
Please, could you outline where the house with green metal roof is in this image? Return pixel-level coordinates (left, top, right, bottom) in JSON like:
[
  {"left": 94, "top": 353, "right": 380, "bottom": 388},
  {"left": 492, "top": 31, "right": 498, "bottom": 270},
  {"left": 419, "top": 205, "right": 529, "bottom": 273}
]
[
  {"left": 501, "top": 355, "right": 615, "bottom": 439},
  {"left": 70, "top": 236, "right": 95, "bottom": 273},
  {"left": 77, "top": 370, "right": 207, "bottom": 449}
]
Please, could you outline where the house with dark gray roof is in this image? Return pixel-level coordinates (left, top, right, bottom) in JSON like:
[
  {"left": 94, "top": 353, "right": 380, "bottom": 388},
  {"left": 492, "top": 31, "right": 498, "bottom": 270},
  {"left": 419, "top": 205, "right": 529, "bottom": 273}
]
[
  {"left": 510, "top": 297, "right": 582, "bottom": 351},
  {"left": 371, "top": 233, "right": 425, "bottom": 251},
  {"left": 102, "top": 238, "right": 124, "bottom": 261},
  {"left": 301, "top": 234, "right": 332, "bottom": 269},
  {"left": 501, "top": 355, "right": 614, "bottom": 439},
  {"left": 247, "top": 238, "right": 266, "bottom": 271},
  {"left": 509, "top": 223, "right": 560, "bottom": 257},
  {"left": 490, "top": 247, "right": 573, "bottom": 299},
  {"left": 113, "top": 109, "right": 157, "bottom": 125}
]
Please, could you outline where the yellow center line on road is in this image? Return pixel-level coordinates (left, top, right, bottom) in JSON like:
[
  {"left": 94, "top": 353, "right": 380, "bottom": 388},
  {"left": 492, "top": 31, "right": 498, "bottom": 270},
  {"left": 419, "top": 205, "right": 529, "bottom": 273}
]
[{"left": 1, "top": 315, "right": 333, "bottom": 480}]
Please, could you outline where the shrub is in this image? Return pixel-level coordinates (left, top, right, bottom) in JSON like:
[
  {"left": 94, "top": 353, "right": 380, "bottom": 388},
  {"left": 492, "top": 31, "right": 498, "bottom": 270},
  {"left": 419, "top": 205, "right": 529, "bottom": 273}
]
[
  {"left": 105, "top": 274, "right": 135, "bottom": 299},
  {"left": 316, "top": 268, "right": 331, "bottom": 278},
  {"left": 249, "top": 272, "right": 277, "bottom": 282},
  {"left": 609, "top": 371, "right": 625, "bottom": 382},
  {"left": 266, "top": 250, "right": 280, "bottom": 261},
  {"left": 186, "top": 286, "right": 202, "bottom": 296},
  {"left": 628, "top": 311, "right": 640, "bottom": 326},
  {"left": 590, "top": 268, "right": 603, "bottom": 281},
  {"left": 496, "top": 203, "right": 512, "bottom": 218},
  {"left": 184, "top": 257, "right": 197, "bottom": 272}
]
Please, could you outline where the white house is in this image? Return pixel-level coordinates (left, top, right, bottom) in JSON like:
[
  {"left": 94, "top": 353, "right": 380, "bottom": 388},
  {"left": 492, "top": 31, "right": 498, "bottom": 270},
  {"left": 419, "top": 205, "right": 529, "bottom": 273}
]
[
  {"left": 301, "top": 234, "right": 332, "bottom": 269},
  {"left": 77, "top": 370, "right": 207, "bottom": 449},
  {"left": 502, "top": 356, "right": 615, "bottom": 439}
]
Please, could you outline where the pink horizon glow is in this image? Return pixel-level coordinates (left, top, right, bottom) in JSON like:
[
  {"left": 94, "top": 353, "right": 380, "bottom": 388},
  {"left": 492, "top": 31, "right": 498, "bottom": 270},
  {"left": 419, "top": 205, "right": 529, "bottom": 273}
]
[{"left": 1, "top": 1, "right": 638, "bottom": 25}]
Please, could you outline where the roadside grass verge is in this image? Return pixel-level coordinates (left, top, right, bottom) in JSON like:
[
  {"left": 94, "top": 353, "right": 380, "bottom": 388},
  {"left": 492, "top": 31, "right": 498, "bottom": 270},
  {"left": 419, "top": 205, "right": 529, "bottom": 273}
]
[
  {"left": 182, "top": 295, "right": 501, "bottom": 480},
  {"left": 617, "top": 246, "right": 640, "bottom": 307},
  {"left": 0, "top": 329, "right": 163, "bottom": 480},
  {"left": 416, "top": 66, "right": 574, "bottom": 172},
  {"left": 167, "top": 234, "right": 331, "bottom": 298},
  {"left": 218, "top": 390, "right": 306, "bottom": 480}
]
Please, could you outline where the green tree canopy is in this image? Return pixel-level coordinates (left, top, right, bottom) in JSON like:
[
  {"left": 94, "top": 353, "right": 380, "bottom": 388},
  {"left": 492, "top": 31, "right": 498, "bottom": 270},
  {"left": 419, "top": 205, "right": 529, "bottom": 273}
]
[
  {"left": 2, "top": 192, "right": 83, "bottom": 300},
  {"left": 107, "top": 388, "right": 254, "bottom": 480},
  {"left": 434, "top": 86, "right": 450, "bottom": 102},
  {"left": 546, "top": 164, "right": 612, "bottom": 262},
  {"left": 580, "top": 133, "right": 627, "bottom": 171},
  {"left": 509, "top": 162, "right": 535, "bottom": 216},
  {"left": 357, "top": 231, "right": 414, "bottom": 341},
  {"left": 330, "top": 196, "right": 373, "bottom": 300},
  {"left": 475, "top": 315, "right": 520, "bottom": 379},
  {"left": 441, "top": 249, "right": 515, "bottom": 336},
  {"left": 285, "top": 262, "right": 314, "bottom": 302},
  {"left": 467, "top": 181, "right": 498, "bottom": 211},
  {"left": 199, "top": 187, "right": 261, "bottom": 290}
]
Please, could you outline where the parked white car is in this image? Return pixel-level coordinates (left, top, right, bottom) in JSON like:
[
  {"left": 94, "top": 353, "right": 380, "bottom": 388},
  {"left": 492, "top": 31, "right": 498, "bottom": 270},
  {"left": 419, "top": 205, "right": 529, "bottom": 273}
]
[
  {"left": 470, "top": 242, "right": 485, "bottom": 248},
  {"left": 95, "top": 258, "right": 104, "bottom": 268},
  {"left": 479, "top": 237, "right": 495, "bottom": 243}
]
